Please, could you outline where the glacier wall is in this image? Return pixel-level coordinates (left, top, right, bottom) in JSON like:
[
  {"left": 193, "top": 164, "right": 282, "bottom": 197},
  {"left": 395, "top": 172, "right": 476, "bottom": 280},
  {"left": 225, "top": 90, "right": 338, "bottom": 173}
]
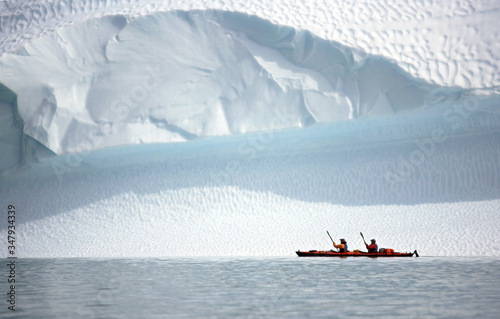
[{"left": 0, "top": 3, "right": 499, "bottom": 257}]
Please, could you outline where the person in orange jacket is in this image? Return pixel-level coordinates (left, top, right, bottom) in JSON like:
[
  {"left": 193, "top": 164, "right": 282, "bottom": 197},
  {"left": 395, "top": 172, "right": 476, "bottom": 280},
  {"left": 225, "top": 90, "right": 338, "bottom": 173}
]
[
  {"left": 366, "top": 239, "right": 378, "bottom": 253},
  {"left": 332, "top": 238, "right": 348, "bottom": 252}
]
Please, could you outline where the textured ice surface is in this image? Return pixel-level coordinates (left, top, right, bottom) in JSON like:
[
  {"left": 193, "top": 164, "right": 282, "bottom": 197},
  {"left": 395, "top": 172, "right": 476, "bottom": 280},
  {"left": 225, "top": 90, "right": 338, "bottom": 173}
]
[
  {"left": 3, "top": 120, "right": 500, "bottom": 257},
  {"left": 3, "top": 126, "right": 500, "bottom": 257},
  {"left": 1, "top": 0, "right": 499, "bottom": 88},
  {"left": 0, "top": 10, "right": 451, "bottom": 157},
  {"left": 0, "top": 0, "right": 499, "bottom": 257}
]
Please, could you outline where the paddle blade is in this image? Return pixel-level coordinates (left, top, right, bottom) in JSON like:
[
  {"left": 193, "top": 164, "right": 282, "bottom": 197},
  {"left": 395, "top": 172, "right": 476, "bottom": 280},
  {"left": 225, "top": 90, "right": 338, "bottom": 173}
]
[
  {"left": 326, "top": 231, "right": 334, "bottom": 243},
  {"left": 360, "top": 232, "right": 367, "bottom": 245}
]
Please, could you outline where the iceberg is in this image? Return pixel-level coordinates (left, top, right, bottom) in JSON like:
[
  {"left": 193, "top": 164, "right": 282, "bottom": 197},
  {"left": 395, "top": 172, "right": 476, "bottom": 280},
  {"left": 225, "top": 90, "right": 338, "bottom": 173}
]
[{"left": 0, "top": 3, "right": 499, "bottom": 257}]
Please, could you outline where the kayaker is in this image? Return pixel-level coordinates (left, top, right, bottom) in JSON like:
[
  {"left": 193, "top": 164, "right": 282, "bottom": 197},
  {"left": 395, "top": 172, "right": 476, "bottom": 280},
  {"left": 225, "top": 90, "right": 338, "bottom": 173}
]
[
  {"left": 332, "top": 238, "right": 348, "bottom": 252},
  {"left": 366, "top": 239, "right": 378, "bottom": 253}
]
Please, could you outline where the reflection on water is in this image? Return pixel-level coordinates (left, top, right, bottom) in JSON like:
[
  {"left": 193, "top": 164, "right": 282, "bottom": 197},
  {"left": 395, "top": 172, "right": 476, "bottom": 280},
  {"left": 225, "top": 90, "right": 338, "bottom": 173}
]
[{"left": 1, "top": 257, "right": 499, "bottom": 318}]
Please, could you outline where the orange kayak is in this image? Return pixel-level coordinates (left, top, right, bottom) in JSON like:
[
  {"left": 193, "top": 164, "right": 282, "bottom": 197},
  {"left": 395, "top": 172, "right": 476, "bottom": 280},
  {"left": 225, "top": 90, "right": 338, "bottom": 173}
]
[{"left": 296, "top": 250, "right": 419, "bottom": 257}]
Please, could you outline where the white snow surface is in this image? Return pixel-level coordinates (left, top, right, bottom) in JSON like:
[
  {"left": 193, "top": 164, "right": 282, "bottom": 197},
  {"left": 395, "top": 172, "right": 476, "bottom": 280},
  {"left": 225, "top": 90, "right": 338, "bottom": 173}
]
[{"left": 0, "top": 0, "right": 500, "bottom": 257}]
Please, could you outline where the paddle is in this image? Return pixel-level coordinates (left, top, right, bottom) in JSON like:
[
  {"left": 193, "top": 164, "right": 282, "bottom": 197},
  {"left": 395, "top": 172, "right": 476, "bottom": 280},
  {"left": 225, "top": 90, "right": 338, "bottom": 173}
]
[
  {"left": 326, "top": 231, "right": 337, "bottom": 251},
  {"left": 360, "top": 232, "right": 368, "bottom": 246},
  {"left": 361, "top": 232, "right": 376, "bottom": 253}
]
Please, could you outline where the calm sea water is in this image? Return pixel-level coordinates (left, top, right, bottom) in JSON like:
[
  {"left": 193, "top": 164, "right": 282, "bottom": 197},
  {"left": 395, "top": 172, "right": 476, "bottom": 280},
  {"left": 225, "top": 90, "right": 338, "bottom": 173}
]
[{"left": 1, "top": 257, "right": 499, "bottom": 318}]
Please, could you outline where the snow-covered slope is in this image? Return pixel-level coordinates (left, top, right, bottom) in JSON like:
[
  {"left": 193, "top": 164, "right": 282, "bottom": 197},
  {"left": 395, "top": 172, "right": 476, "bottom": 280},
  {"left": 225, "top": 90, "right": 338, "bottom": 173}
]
[{"left": 0, "top": 0, "right": 499, "bottom": 257}]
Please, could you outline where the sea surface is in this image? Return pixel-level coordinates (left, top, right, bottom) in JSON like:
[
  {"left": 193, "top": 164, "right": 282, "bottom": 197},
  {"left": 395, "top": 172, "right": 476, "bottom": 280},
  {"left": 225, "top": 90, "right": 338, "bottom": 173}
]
[{"left": 1, "top": 256, "right": 499, "bottom": 318}]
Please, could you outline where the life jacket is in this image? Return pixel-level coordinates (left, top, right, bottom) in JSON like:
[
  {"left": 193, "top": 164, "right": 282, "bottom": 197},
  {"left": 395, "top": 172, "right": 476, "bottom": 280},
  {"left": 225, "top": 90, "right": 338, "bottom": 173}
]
[
  {"left": 340, "top": 243, "right": 348, "bottom": 253},
  {"left": 368, "top": 244, "right": 378, "bottom": 253}
]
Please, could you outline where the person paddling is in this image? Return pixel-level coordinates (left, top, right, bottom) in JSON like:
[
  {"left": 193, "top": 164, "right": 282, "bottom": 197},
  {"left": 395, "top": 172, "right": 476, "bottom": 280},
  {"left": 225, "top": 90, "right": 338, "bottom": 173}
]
[
  {"left": 366, "top": 239, "right": 378, "bottom": 253},
  {"left": 360, "top": 232, "right": 378, "bottom": 253},
  {"left": 332, "top": 238, "right": 348, "bottom": 252}
]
